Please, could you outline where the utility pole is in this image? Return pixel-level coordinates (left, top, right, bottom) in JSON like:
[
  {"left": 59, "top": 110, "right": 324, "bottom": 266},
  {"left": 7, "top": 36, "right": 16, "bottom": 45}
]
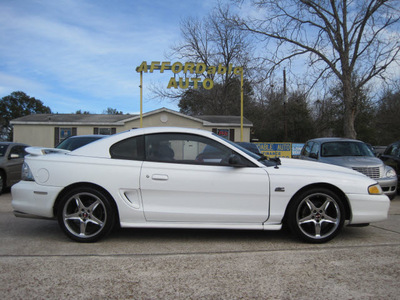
[{"left": 283, "top": 69, "right": 288, "bottom": 141}]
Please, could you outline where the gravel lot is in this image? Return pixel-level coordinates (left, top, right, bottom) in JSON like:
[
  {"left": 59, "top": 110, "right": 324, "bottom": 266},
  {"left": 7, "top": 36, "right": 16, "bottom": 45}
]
[{"left": 1, "top": 191, "right": 400, "bottom": 299}]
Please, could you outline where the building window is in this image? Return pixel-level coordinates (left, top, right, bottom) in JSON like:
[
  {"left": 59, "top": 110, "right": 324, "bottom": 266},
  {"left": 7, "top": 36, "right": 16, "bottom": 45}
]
[
  {"left": 212, "top": 128, "right": 235, "bottom": 142},
  {"left": 54, "top": 127, "right": 77, "bottom": 146},
  {"left": 94, "top": 128, "right": 116, "bottom": 135},
  {"left": 60, "top": 128, "right": 72, "bottom": 141}
]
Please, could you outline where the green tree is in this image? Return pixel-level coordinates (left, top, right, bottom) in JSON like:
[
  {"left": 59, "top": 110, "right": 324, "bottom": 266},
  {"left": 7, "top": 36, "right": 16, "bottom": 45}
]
[
  {"left": 375, "top": 88, "right": 400, "bottom": 145},
  {"left": 103, "top": 107, "right": 123, "bottom": 115},
  {"left": 75, "top": 110, "right": 90, "bottom": 114},
  {"left": 0, "top": 91, "right": 51, "bottom": 141},
  {"left": 324, "top": 80, "right": 376, "bottom": 143},
  {"left": 178, "top": 78, "right": 254, "bottom": 116},
  {"left": 250, "top": 88, "right": 316, "bottom": 142}
]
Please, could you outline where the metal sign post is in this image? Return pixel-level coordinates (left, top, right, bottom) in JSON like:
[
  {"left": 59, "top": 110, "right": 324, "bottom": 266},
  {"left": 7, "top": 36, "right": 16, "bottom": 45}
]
[
  {"left": 240, "top": 68, "right": 244, "bottom": 142},
  {"left": 140, "top": 71, "right": 143, "bottom": 128}
]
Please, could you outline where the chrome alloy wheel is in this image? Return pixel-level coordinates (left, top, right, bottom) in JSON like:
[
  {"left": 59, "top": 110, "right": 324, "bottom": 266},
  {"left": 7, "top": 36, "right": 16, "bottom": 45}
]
[
  {"left": 62, "top": 192, "right": 107, "bottom": 239},
  {"left": 296, "top": 192, "right": 341, "bottom": 240}
]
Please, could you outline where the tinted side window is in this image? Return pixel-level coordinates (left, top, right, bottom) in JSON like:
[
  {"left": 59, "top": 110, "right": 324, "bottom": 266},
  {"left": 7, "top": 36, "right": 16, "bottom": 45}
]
[
  {"left": 144, "top": 133, "right": 255, "bottom": 167},
  {"left": 9, "top": 146, "right": 28, "bottom": 159},
  {"left": 110, "top": 136, "right": 144, "bottom": 160}
]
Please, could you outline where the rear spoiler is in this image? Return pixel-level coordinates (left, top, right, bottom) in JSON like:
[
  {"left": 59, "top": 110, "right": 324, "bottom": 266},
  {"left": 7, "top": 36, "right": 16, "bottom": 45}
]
[{"left": 26, "top": 147, "right": 71, "bottom": 156}]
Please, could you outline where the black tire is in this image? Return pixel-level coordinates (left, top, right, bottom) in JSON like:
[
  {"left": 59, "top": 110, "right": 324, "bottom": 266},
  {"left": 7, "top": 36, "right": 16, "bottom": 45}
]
[
  {"left": 57, "top": 187, "right": 116, "bottom": 242},
  {"left": 287, "top": 188, "right": 345, "bottom": 243}
]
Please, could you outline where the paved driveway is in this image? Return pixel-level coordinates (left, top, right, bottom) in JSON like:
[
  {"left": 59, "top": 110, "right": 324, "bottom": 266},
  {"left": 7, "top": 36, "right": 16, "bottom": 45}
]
[{"left": 1, "top": 191, "right": 400, "bottom": 299}]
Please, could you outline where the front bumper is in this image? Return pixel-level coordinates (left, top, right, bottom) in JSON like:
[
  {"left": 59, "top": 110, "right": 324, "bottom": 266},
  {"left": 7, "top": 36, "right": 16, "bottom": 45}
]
[
  {"left": 11, "top": 181, "right": 63, "bottom": 219},
  {"left": 348, "top": 193, "right": 390, "bottom": 224},
  {"left": 377, "top": 177, "right": 398, "bottom": 198}
]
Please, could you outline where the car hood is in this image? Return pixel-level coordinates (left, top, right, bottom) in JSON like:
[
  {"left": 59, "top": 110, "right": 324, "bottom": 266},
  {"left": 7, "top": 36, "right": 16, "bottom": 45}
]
[
  {"left": 277, "top": 157, "right": 363, "bottom": 176},
  {"left": 319, "top": 156, "right": 383, "bottom": 168}
]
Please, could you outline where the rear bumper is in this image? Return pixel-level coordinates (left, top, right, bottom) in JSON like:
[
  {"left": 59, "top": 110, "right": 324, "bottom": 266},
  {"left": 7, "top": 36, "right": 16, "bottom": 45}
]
[{"left": 11, "top": 181, "right": 63, "bottom": 219}]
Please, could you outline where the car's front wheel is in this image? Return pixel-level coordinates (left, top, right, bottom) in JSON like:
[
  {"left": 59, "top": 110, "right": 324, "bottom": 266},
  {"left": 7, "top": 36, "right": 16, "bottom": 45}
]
[
  {"left": 57, "top": 187, "right": 116, "bottom": 242},
  {"left": 287, "top": 188, "right": 345, "bottom": 243}
]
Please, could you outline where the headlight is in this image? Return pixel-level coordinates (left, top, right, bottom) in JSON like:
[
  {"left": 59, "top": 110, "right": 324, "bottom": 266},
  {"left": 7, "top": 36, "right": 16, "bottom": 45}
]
[
  {"left": 21, "top": 162, "right": 34, "bottom": 181},
  {"left": 386, "top": 167, "right": 397, "bottom": 178},
  {"left": 368, "top": 183, "right": 383, "bottom": 195}
]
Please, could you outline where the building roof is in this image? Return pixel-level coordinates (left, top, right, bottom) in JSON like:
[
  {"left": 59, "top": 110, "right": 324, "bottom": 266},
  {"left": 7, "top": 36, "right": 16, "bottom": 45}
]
[
  {"left": 10, "top": 113, "right": 132, "bottom": 125},
  {"left": 10, "top": 107, "right": 253, "bottom": 127},
  {"left": 196, "top": 115, "right": 252, "bottom": 126}
]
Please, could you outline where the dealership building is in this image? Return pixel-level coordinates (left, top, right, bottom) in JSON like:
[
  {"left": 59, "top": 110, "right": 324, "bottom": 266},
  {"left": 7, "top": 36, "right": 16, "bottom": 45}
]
[{"left": 11, "top": 107, "right": 253, "bottom": 147}]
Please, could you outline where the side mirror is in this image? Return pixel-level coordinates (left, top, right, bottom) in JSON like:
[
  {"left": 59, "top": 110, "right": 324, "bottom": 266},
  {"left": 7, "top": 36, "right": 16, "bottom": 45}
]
[
  {"left": 309, "top": 153, "right": 318, "bottom": 159},
  {"left": 228, "top": 154, "right": 246, "bottom": 167}
]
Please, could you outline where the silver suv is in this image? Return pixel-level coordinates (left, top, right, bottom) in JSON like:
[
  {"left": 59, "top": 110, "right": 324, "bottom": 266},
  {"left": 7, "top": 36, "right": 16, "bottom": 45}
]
[
  {"left": 300, "top": 138, "right": 397, "bottom": 199},
  {"left": 0, "top": 142, "right": 29, "bottom": 193}
]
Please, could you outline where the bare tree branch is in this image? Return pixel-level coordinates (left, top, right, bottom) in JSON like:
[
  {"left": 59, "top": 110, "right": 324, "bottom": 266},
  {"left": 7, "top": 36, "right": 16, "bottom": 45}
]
[{"left": 228, "top": 0, "right": 400, "bottom": 138}]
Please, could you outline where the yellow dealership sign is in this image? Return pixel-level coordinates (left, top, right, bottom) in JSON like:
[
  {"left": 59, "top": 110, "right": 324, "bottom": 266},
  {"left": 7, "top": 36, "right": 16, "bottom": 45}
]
[
  {"left": 255, "top": 143, "right": 292, "bottom": 158},
  {"left": 136, "top": 61, "right": 243, "bottom": 89},
  {"left": 135, "top": 60, "right": 245, "bottom": 142}
]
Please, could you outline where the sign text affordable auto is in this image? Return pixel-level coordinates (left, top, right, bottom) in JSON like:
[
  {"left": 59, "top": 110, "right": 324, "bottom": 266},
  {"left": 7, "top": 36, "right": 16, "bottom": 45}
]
[{"left": 136, "top": 61, "right": 243, "bottom": 90}]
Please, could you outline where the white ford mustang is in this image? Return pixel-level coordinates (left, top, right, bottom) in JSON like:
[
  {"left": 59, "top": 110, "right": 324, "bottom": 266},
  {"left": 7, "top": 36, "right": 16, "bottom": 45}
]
[{"left": 12, "top": 127, "right": 390, "bottom": 243}]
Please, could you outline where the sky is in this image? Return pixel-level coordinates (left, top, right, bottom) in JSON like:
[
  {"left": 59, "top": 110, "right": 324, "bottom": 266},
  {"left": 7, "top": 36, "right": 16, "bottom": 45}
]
[{"left": 0, "top": 0, "right": 216, "bottom": 114}]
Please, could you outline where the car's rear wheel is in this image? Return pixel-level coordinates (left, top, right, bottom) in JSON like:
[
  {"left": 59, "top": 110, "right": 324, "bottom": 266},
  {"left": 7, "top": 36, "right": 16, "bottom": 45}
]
[
  {"left": 57, "top": 187, "right": 116, "bottom": 242},
  {"left": 287, "top": 188, "right": 345, "bottom": 243}
]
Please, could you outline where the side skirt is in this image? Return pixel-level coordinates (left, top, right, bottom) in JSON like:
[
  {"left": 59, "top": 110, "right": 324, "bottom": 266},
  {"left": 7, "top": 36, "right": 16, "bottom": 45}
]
[{"left": 120, "top": 222, "right": 282, "bottom": 231}]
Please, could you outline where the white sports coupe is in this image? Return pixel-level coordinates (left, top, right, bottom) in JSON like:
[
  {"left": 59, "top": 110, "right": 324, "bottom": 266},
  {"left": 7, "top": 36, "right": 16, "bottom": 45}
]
[{"left": 12, "top": 127, "right": 390, "bottom": 243}]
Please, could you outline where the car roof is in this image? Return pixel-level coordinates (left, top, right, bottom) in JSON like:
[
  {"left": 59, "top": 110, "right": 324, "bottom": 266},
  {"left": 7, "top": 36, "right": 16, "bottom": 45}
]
[
  {"left": 73, "top": 127, "right": 213, "bottom": 155},
  {"left": 388, "top": 140, "right": 400, "bottom": 146},
  {"left": 71, "top": 127, "right": 217, "bottom": 157},
  {"left": 307, "top": 137, "right": 365, "bottom": 144},
  {"left": 65, "top": 135, "right": 107, "bottom": 139}
]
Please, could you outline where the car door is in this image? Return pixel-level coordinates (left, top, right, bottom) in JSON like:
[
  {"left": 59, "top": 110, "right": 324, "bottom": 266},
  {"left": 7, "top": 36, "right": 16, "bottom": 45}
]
[
  {"left": 6, "top": 145, "right": 27, "bottom": 185},
  {"left": 140, "top": 133, "right": 270, "bottom": 223}
]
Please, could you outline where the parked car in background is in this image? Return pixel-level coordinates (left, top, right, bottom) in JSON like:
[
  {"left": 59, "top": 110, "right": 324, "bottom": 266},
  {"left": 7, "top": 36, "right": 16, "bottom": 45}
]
[
  {"left": 300, "top": 138, "right": 397, "bottom": 199},
  {"left": 56, "top": 135, "right": 106, "bottom": 151},
  {"left": 380, "top": 140, "right": 400, "bottom": 191},
  {"left": 0, "top": 142, "right": 29, "bottom": 193},
  {"left": 12, "top": 127, "right": 390, "bottom": 244},
  {"left": 236, "top": 142, "right": 263, "bottom": 156}
]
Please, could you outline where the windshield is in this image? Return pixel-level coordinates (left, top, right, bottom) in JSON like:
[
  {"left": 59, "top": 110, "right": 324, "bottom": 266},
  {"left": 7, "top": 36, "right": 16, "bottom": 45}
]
[
  {"left": 212, "top": 134, "right": 275, "bottom": 166},
  {"left": 321, "top": 141, "right": 375, "bottom": 157},
  {"left": 0, "top": 144, "right": 9, "bottom": 157}
]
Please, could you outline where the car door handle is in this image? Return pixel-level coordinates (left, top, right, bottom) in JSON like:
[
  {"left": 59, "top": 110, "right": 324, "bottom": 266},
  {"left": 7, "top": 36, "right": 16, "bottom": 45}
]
[{"left": 151, "top": 174, "right": 169, "bottom": 181}]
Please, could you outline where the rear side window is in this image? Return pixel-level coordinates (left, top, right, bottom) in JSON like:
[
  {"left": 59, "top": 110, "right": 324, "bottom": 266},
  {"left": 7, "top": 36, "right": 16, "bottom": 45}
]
[{"left": 110, "top": 136, "right": 144, "bottom": 160}]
